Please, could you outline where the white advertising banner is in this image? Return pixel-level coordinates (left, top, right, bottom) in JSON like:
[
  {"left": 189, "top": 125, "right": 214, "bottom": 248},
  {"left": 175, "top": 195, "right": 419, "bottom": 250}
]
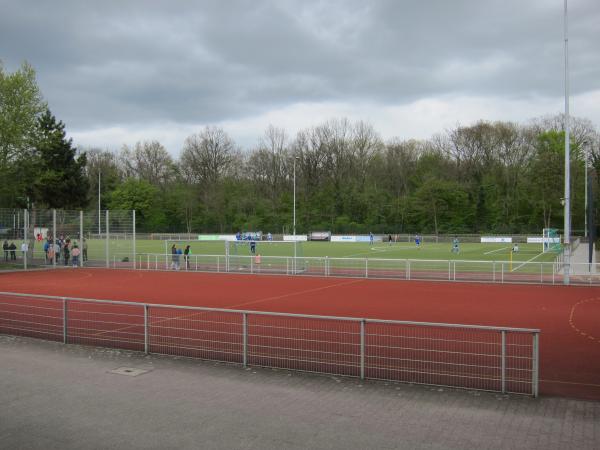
[
  {"left": 283, "top": 235, "right": 308, "bottom": 242},
  {"left": 480, "top": 237, "right": 513, "bottom": 243},
  {"left": 331, "top": 236, "right": 357, "bottom": 242}
]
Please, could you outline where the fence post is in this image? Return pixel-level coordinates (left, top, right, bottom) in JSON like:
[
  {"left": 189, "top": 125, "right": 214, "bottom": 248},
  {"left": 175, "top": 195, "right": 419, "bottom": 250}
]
[
  {"left": 105, "top": 210, "right": 109, "bottom": 268},
  {"left": 79, "top": 211, "right": 84, "bottom": 267},
  {"left": 63, "top": 298, "right": 68, "bottom": 344},
  {"left": 243, "top": 313, "right": 248, "bottom": 367},
  {"left": 501, "top": 330, "right": 506, "bottom": 394},
  {"left": 365, "top": 259, "right": 368, "bottom": 278},
  {"left": 132, "top": 210, "right": 136, "bottom": 270},
  {"left": 453, "top": 261, "right": 456, "bottom": 281},
  {"left": 406, "top": 260, "right": 411, "bottom": 280},
  {"left": 144, "top": 304, "right": 149, "bottom": 354},
  {"left": 493, "top": 261, "right": 496, "bottom": 283},
  {"left": 501, "top": 263, "right": 504, "bottom": 283},
  {"left": 540, "top": 264, "right": 543, "bottom": 284},
  {"left": 23, "top": 209, "right": 28, "bottom": 270},
  {"left": 532, "top": 332, "right": 539, "bottom": 397},
  {"left": 53, "top": 209, "right": 57, "bottom": 269},
  {"left": 448, "top": 261, "right": 451, "bottom": 280},
  {"left": 360, "top": 320, "right": 365, "bottom": 380}
]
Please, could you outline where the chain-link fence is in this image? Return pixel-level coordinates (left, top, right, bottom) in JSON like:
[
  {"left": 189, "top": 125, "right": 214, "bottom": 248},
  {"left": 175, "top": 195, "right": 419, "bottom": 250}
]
[{"left": 0, "top": 208, "right": 135, "bottom": 270}]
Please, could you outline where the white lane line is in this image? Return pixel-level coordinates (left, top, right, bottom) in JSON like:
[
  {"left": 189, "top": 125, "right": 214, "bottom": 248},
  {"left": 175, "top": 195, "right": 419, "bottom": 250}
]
[
  {"left": 484, "top": 246, "right": 510, "bottom": 255},
  {"left": 511, "top": 252, "right": 546, "bottom": 272}
]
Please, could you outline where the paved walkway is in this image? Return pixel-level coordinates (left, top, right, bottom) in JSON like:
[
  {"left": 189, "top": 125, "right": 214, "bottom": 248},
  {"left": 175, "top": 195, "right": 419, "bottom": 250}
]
[
  {"left": 565, "top": 242, "right": 597, "bottom": 275},
  {"left": 1, "top": 335, "right": 598, "bottom": 450}
]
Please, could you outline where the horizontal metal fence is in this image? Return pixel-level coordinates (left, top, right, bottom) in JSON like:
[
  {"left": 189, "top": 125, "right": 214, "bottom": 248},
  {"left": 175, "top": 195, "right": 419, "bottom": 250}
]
[
  {"left": 125, "top": 253, "right": 600, "bottom": 286},
  {"left": 0, "top": 291, "right": 539, "bottom": 396}
]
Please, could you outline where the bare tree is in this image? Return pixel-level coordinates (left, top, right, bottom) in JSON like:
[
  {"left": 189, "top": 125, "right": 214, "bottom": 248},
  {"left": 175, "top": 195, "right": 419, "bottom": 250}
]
[
  {"left": 119, "top": 141, "right": 175, "bottom": 187},
  {"left": 180, "top": 126, "right": 236, "bottom": 187},
  {"left": 352, "top": 120, "right": 383, "bottom": 187},
  {"left": 248, "top": 125, "right": 290, "bottom": 199},
  {"left": 531, "top": 114, "right": 597, "bottom": 146}
]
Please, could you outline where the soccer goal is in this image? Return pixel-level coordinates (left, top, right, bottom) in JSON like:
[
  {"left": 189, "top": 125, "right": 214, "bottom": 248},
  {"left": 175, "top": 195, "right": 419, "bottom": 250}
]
[
  {"left": 226, "top": 239, "right": 306, "bottom": 274},
  {"left": 164, "top": 238, "right": 305, "bottom": 274},
  {"left": 542, "top": 228, "right": 562, "bottom": 253}
]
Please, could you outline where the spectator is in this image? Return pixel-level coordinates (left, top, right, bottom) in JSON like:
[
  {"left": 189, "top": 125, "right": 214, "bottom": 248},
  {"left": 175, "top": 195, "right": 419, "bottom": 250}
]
[
  {"left": 184, "top": 245, "right": 191, "bottom": 270},
  {"left": 54, "top": 240, "right": 61, "bottom": 264},
  {"left": 43, "top": 239, "right": 50, "bottom": 262},
  {"left": 176, "top": 247, "right": 183, "bottom": 270},
  {"left": 82, "top": 238, "right": 88, "bottom": 262},
  {"left": 170, "top": 244, "right": 178, "bottom": 270},
  {"left": 71, "top": 245, "right": 81, "bottom": 267},
  {"left": 47, "top": 241, "right": 55, "bottom": 264},
  {"left": 63, "top": 240, "right": 70, "bottom": 266},
  {"left": 3, "top": 240, "right": 8, "bottom": 261},
  {"left": 9, "top": 242, "right": 17, "bottom": 260}
]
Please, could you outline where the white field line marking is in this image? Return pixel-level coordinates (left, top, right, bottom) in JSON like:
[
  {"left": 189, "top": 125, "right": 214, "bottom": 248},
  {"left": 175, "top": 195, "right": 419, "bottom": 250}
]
[
  {"left": 511, "top": 252, "right": 546, "bottom": 272},
  {"left": 344, "top": 246, "right": 416, "bottom": 258},
  {"left": 484, "top": 246, "right": 510, "bottom": 255},
  {"left": 86, "top": 278, "right": 365, "bottom": 338}
]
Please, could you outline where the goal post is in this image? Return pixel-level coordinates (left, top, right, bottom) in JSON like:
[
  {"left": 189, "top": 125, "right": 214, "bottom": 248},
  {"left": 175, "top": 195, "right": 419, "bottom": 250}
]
[
  {"left": 542, "top": 228, "right": 562, "bottom": 253},
  {"left": 227, "top": 239, "right": 303, "bottom": 258},
  {"left": 163, "top": 238, "right": 305, "bottom": 272}
]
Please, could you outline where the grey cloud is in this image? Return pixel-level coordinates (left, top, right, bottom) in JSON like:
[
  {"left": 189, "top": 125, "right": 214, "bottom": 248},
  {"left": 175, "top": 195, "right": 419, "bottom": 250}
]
[{"left": 1, "top": 0, "right": 598, "bottom": 140}]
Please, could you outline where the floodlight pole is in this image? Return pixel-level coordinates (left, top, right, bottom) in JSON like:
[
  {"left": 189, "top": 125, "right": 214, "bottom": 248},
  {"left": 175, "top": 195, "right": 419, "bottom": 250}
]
[
  {"left": 98, "top": 171, "right": 101, "bottom": 236},
  {"left": 293, "top": 157, "right": 297, "bottom": 236},
  {"left": 584, "top": 141, "right": 588, "bottom": 238},
  {"left": 563, "top": 0, "right": 571, "bottom": 285}
]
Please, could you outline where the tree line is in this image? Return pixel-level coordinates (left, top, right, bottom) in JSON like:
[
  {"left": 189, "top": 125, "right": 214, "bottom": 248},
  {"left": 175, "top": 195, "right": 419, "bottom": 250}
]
[{"left": 2, "top": 62, "right": 599, "bottom": 236}]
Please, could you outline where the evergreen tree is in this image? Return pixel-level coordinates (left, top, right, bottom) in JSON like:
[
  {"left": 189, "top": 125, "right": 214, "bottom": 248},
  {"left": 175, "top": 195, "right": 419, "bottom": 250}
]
[{"left": 29, "top": 109, "right": 89, "bottom": 208}]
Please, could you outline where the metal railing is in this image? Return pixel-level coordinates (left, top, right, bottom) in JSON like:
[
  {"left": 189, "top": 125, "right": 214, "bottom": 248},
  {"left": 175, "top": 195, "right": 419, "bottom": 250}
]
[
  {"left": 0, "top": 291, "right": 540, "bottom": 396},
  {"left": 122, "top": 253, "right": 600, "bottom": 285}
]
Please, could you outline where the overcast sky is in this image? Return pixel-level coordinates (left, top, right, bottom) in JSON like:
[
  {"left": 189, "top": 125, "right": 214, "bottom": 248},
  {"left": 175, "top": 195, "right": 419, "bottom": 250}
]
[{"left": 1, "top": 0, "right": 599, "bottom": 155}]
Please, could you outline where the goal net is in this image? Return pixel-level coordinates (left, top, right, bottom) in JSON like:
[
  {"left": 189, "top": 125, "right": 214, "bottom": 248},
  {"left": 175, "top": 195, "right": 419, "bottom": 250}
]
[
  {"left": 163, "top": 239, "right": 305, "bottom": 273},
  {"left": 226, "top": 239, "right": 305, "bottom": 273},
  {"left": 542, "top": 228, "right": 562, "bottom": 253}
]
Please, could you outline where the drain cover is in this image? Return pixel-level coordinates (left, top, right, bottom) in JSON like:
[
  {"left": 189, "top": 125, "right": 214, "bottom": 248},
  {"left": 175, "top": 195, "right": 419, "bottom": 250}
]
[{"left": 109, "top": 367, "right": 149, "bottom": 377}]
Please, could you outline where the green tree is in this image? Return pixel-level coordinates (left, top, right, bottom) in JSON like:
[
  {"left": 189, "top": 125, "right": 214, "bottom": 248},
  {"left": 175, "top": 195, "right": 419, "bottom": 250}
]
[
  {"left": 29, "top": 110, "right": 89, "bottom": 208},
  {"left": 411, "top": 179, "right": 472, "bottom": 234},
  {"left": 108, "top": 179, "right": 166, "bottom": 231},
  {"left": 0, "top": 61, "right": 47, "bottom": 206},
  {"left": 526, "top": 130, "right": 582, "bottom": 229},
  {"left": 85, "top": 148, "right": 122, "bottom": 210}
]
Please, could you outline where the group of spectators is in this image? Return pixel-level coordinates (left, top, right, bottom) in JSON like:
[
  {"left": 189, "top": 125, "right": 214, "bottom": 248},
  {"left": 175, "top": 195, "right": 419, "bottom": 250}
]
[
  {"left": 43, "top": 235, "right": 87, "bottom": 267},
  {"left": 2, "top": 241, "right": 18, "bottom": 261},
  {"left": 170, "top": 244, "right": 191, "bottom": 270}
]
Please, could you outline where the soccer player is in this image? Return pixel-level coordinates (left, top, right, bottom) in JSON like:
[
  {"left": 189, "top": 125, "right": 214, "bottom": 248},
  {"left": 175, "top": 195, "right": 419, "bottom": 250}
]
[
  {"left": 369, "top": 232, "right": 374, "bottom": 246},
  {"left": 512, "top": 243, "right": 519, "bottom": 253},
  {"left": 267, "top": 232, "right": 272, "bottom": 242},
  {"left": 250, "top": 239, "right": 256, "bottom": 255},
  {"left": 415, "top": 234, "right": 421, "bottom": 248},
  {"left": 451, "top": 237, "right": 460, "bottom": 253}
]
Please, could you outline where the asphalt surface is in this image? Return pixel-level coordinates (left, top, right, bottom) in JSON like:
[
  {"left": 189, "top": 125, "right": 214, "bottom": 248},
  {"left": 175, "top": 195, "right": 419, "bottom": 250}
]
[{"left": 1, "top": 334, "right": 599, "bottom": 450}]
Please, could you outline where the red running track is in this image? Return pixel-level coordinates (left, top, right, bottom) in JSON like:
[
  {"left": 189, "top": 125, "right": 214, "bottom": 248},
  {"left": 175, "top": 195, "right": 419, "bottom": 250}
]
[{"left": 1, "top": 268, "right": 599, "bottom": 400}]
